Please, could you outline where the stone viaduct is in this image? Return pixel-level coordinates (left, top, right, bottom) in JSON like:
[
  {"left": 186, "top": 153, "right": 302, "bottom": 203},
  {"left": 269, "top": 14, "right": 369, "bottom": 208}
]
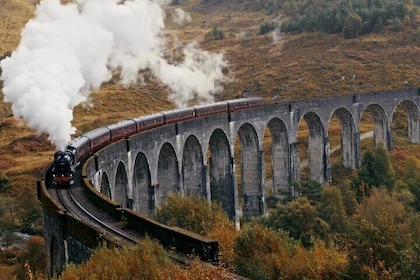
[
  {"left": 83, "top": 88, "right": 420, "bottom": 226},
  {"left": 39, "top": 88, "right": 420, "bottom": 275}
]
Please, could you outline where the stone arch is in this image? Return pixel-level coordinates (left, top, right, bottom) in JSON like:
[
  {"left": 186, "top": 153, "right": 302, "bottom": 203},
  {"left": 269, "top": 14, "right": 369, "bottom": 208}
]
[
  {"left": 236, "top": 123, "right": 262, "bottom": 219},
  {"left": 157, "top": 142, "right": 179, "bottom": 206},
  {"left": 100, "top": 172, "right": 111, "bottom": 199},
  {"left": 50, "top": 235, "right": 60, "bottom": 276},
  {"left": 114, "top": 162, "right": 129, "bottom": 208},
  {"left": 362, "top": 104, "right": 390, "bottom": 149},
  {"left": 300, "top": 112, "right": 326, "bottom": 183},
  {"left": 266, "top": 118, "right": 289, "bottom": 197},
  {"left": 133, "top": 152, "right": 152, "bottom": 214},
  {"left": 208, "top": 129, "right": 234, "bottom": 219},
  {"left": 182, "top": 135, "right": 205, "bottom": 198},
  {"left": 392, "top": 100, "right": 420, "bottom": 144},
  {"left": 329, "top": 108, "right": 357, "bottom": 169}
]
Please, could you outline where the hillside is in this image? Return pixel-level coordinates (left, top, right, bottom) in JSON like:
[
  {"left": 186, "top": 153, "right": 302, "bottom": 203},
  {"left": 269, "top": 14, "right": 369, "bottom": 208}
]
[
  {"left": 0, "top": 0, "right": 418, "bottom": 192},
  {"left": 0, "top": 0, "right": 418, "bottom": 196},
  {"left": 0, "top": 0, "right": 420, "bottom": 278},
  {"left": 0, "top": 0, "right": 417, "bottom": 203},
  {"left": 1, "top": 0, "right": 419, "bottom": 193}
]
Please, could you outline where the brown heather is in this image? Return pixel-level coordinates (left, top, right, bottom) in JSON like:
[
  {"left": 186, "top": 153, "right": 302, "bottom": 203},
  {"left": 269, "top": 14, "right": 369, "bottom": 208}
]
[{"left": 1, "top": 0, "right": 420, "bottom": 279}]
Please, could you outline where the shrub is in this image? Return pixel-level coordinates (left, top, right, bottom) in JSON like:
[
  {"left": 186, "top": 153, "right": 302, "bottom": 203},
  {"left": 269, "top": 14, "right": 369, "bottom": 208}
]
[
  {"left": 0, "top": 170, "right": 9, "bottom": 192},
  {"left": 283, "top": 239, "right": 348, "bottom": 279},
  {"left": 233, "top": 224, "right": 296, "bottom": 280},
  {"left": 14, "top": 236, "right": 46, "bottom": 279},
  {"left": 154, "top": 194, "right": 228, "bottom": 235},
  {"left": 58, "top": 238, "right": 178, "bottom": 280},
  {"left": 204, "top": 26, "right": 225, "bottom": 40},
  {"left": 413, "top": 28, "right": 420, "bottom": 45},
  {"left": 57, "top": 238, "right": 236, "bottom": 280},
  {"left": 262, "top": 196, "right": 330, "bottom": 248},
  {"left": 154, "top": 194, "right": 237, "bottom": 265},
  {"left": 259, "top": 22, "right": 275, "bottom": 35},
  {"left": 233, "top": 224, "right": 347, "bottom": 280}
]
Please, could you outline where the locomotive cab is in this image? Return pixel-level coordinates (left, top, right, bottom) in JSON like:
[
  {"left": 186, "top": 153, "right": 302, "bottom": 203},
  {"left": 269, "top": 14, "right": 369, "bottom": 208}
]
[{"left": 52, "top": 151, "right": 75, "bottom": 187}]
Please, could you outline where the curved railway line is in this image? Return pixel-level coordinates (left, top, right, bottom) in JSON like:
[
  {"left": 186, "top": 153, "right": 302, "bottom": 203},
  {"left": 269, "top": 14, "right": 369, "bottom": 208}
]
[
  {"left": 44, "top": 165, "right": 203, "bottom": 266},
  {"left": 50, "top": 172, "right": 138, "bottom": 246}
]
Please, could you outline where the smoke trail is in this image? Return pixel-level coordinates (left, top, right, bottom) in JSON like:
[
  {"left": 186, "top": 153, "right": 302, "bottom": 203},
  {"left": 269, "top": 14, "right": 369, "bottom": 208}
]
[
  {"left": 172, "top": 7, "right": 192, "bottom": 25},
  {"left": 0, "top": 0, "right": 228, "bottom": 151}
]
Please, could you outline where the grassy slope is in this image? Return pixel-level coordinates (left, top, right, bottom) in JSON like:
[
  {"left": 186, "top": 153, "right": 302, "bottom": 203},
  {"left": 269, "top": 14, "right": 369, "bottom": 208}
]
[{"left": 0, "top": 0, "right": 419, "bottom": 193}]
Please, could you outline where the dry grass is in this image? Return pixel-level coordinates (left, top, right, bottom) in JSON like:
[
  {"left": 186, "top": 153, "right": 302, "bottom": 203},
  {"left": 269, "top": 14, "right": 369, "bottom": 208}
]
[
  {"left": 0, "top": 1, "right": 420, "bottom": 277},
  {"left": 0, "top": 1, "right": 420, "bottom": 193}
]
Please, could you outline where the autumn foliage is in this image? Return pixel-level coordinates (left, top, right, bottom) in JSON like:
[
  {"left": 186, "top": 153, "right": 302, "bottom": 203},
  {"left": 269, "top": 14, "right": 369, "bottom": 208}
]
[
  {"left": 56, "top": 237, "right": 238, "bottom": 280},
  {"left": 154, "top": 194, "right": 237, "bottom": 266},
  {"left": 1, "top": 0, "right": 420, "bottom": 279}
]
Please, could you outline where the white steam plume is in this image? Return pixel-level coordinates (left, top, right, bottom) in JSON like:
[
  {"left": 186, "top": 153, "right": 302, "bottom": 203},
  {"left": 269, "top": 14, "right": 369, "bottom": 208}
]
[
  {"left": 172, "top": 8, "right": 192, "bottom": 25},
  {"left": 0, "top": 0, "right": 228, "bottom": 151}
]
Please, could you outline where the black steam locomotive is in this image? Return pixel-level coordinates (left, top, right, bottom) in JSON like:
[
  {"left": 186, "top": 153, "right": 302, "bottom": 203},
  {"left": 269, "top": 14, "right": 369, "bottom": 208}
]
[
  {"left": 52, "top": 150, "right": 75, "bottom": 187},
  {"left": 52, "top": 97, "right": 262, "bottom": 187}
]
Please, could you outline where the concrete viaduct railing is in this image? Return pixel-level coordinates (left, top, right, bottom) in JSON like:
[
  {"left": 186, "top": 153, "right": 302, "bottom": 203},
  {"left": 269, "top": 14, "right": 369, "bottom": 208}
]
[
  {"left": 39, "top": 88, "right": 420, "bottom": 275},
  {"left": 84, "top": 88, "right": 420, "bottom": 226}
]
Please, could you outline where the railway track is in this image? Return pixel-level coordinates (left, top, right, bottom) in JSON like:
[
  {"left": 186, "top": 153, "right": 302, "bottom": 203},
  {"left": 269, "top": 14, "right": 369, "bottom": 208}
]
[
  {"left": 46, "top": 168, "right": 191, "bottom": 264},
  {"left": 56, "top": 186, "right": 137, "bottom": 245},
  {"left": 48, "top": 171, "right": 139, "bottom": 245}
]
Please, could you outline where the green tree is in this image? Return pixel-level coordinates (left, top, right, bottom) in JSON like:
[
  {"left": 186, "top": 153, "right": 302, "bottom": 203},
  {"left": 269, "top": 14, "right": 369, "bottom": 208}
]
[
  {"left": 272, "top": 0, "right": 412, "bottom": 37},
  {"left": 317, "top": 185, "right": 349, "bottom": 233},
  {"left": 356, "top": 150, "right": 376, "bottom": 190},
  {"left": 385, "top": 2, "right": 408, "bottom": 19},
  {"left": 389, "top": 17, "right": 404, "bottom": 32},
  {"left": 262, "top": 196, "right": 329, "bottom": 247},
  {"left": 343, "top": 13, "right": 362, "bottom": 39},
  {"left": 371, "top": 144, "right": 395, "bottom": 189},
  {"left": 352, "top": 144, "right": 395, "bottom": 201},
  {"left": 291, "top": 179, "right": 323, "bottom": 202},
  {"left": 340, "top": 185, "right": 358, "bottom": 216}
]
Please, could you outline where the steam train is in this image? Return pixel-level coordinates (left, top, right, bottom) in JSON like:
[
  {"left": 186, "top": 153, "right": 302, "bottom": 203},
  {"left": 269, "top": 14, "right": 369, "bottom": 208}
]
[{"left": 52, "top": 97, "right": 262, "bottom": 187}]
